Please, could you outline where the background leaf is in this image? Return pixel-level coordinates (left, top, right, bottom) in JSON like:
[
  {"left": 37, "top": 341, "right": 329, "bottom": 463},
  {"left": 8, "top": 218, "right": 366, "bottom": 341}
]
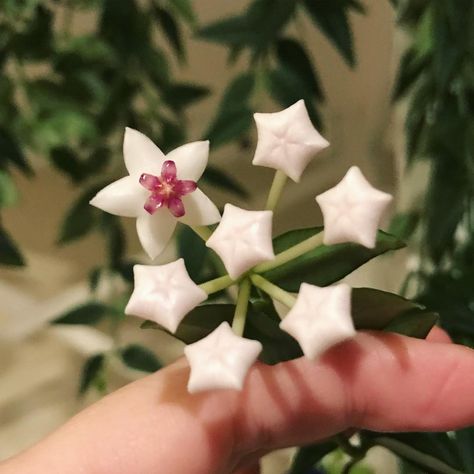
[
  {"left": 53, "top": 302, "right": 110, "bottom": 325},
  {"left": 120, "top": 344, "right": 162, "bottom": 372}
]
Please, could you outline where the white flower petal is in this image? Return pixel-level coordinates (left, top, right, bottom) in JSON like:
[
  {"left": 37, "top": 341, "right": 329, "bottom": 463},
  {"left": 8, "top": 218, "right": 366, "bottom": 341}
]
[
  {"left": 206, "top": 204, "right": 275, "bottom": 279},
  {"left": 315, "top": 166, "right": 393, "bottom": 248},
  {"left": 166, "top": 141, "right": 209, "bottom": 181},
  {"left": 125, "top": 260, "right": 207, "bottom": 333},
  {"left": 179, "top": 188, "right": 221, "bottom": 226},
  {"left": 123, "top": 127, "right": 165, "bottom": 177},
  {"left": 184, "top": 322, "right": 262, "bottom": 393},
  {"left": 136, "top": 212, "right": 177, "bottom": 260},
  {"left": 252, "top": 100, "right": 329, "bottom": 182},
  {"left": 280, "top": 283, "right": 355, "bottom": 360},
  {"left": 89, "top": 176, "right": 147, "bottom": 217}
]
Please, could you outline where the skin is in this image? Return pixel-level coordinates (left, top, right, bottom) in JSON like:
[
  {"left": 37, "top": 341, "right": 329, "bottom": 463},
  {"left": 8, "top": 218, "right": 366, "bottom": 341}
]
[{"left": 1, "top": 328, "right": 473, "bottom": 474}]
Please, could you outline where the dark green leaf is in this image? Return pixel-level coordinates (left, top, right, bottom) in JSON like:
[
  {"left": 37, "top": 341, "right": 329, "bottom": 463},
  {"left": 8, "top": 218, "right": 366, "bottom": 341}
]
[
  {"left": 79, "top": 354, "right": 106, "bottom": 394},
  {"left": 456, "top": 427, "right": 474, "bottom": 474},
  {"left": 120, "top": 344, "right": 162, "bottom": 373},
  {"left": 167, "top": 0, "right": 196, "bottom": 25},
  {"left": 88, "top": 267, "right": 102, "bottom": 291},
  {"left": 393, "top": 48, "right": 429, "bottom": 100},
  {"left": 219, "top": 73, "right": 255, "bottom": 112},
  {"left": 202, "top": 165, "right": 248, "bottom": 198},
  {"left": 154, "top": 6, "right": 185, "bottom": 61},
  {"left": 0, "top": 128, "right": 32, "bottom": 176},
  {"left": 162, "top": 83, "right": 210, "bottom": 110},
  {"left": 139, "top": 46, "right": 170, "bottom": 89},
  {"left": 99, "top": 214, "right": 126, "bottom": 267},
  {"left": 12, "top": 5, "right": 52, "bottom": 60},
  {"left": 0, "top": 170, "right": 18, "bottom": 208},
  {"left": 288, "top": 441, "right": 337, "bottom": 474},
  {"left": 262, "top": 227, "right": 404, "bottom": 292},
  {"left": 177, "top": 225, "right": 208, "bottom": 282},
  {"left": 58, "top": 181, "right": 109, "bottom": 244},
  {"left": 54, "top": 302, "right": 109, "bottom": 325},
  {"left": 160, "top": 119, "right": 186, "bottom": 151},
  {"left": 0, "top": 225, "right": 25, "bottom": 266},
  {"left": 388, "top": 212, "right": 420, "bottom": 241},
  {"left": 302, "top": 0, "right": 355, "bottom": 66},
  {"left": 50, "top": 147, "right": 85, "bottom": 182},
  {"left": 198, "top": 16, "right": 253, "bottom": 47},
  {"left": 205, "top": 107, "right": 253, "bottom": 147},
  {"left": 352, "top": 288, "right": 438, "bottom": 338},
  {"left": 276, "top": 38, "right": 324, "bottom": 100}
]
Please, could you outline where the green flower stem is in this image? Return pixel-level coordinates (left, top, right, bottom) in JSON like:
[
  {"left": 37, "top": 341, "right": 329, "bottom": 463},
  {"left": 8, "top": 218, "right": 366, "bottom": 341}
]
[
  {"left": 265, "top": 170, "right": 288, "bottom": 211},
  {"left": 190, "top": 225, "right": 213, "bottom": 241},
  {"left": 232, "top": 278, "right": 251, "bottom": 336},
  {"left": 254, "top": 231, "right": 324, "bottom": 273},
  {"left": 250, "top": 274, "right": 296, "bottom": 309},
  {"left": 199, "top": 275, "right": 235, "bottom": 295},
  {"left": 372, "top": 437, "right": 464, "bottom": 474}
]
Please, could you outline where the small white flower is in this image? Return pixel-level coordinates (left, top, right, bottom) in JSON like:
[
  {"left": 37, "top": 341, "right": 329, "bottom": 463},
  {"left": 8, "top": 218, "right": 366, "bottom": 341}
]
[
  {"left": 206, "top": 204, "right": 275, "bottom": 279},
  {"left": 315, "top": 166, "right": 393, "bottom": 249},
  {"left": 184, "top": 322, "right": 262, "bottom": 393},
  {"left": 252, "top": 99, "right": 329, "bottom": 182},
  {"left": 125, "top": 259, "right": 207, "bottom": 333},
  {"left": 280, "top": 283, "right": 355, "bottom": 360},
  {"left": 90, "top": 128, "right": 221, "bottom": 259}
]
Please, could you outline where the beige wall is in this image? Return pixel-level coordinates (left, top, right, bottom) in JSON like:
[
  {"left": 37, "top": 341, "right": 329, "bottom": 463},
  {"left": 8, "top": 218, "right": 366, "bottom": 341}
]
[{"left": 0, "top": 1, "right": 403, "bottom": 471}]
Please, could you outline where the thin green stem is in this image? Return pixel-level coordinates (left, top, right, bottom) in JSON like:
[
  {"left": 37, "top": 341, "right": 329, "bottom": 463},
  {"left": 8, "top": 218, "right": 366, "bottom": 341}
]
[
  {"left": 190, "top": 225, "right": 213, "bottom": 242},
  {"left": 250, "top": 274, "right": 296, "bottom": 309},
  {"left": 265, "top": 170, "right": 288, "bottom": 211},
  {"left": 373, "top": 437, "right": 464, "bottom": 474},
  {"left": 232, "top": 278, "right": 251, "bottom": 336},
  {"left": 254, "top": 231, "right": 324, "bottom": 273},
  {"left": 199, "top": 275, "right": 235, "bottom": 295}
]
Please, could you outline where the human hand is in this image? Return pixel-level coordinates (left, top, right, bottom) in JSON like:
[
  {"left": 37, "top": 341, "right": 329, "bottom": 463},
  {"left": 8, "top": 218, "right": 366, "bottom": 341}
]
[{"left": 2, "top": 328, "right": 473, "bottom": 474}]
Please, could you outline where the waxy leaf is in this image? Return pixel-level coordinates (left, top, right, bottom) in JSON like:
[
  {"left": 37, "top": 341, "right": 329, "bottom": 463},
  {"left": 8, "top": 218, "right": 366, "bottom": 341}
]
[
  {"left": 352, "top": 288, "right": 438, "bottom": 339},
  {"left": 0, "top": 225, "right": 25, "bottom": 266},
  {"left": 202, "top": 166, "right": 248, "bottom": 198},
  {"left": 79, "top": 354, "right": 106, "bottom": 395},
  {"left": 120, "top": 344, "right": 162, "bottom": 373},
  {"left": 262, "top": 227, "right": 405, "bottom": 292},
  {"left": 153, "top": 6, "right": 185, "bottom": 61},
  {"left": 53, "top": 302, "right": 110, "bottom": 325}
]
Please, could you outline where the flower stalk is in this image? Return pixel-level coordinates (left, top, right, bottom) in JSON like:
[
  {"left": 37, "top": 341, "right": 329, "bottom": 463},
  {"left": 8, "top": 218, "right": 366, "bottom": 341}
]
[
  {"left": 199, "top": 274, "right": 235, "bottom": 295},
  {"left": 254, "top": 231, "right": 325, "bottom": 273},
  {"left": 190, "top": 225, "right": 213, "bottom": 241},
  {"left": 250, "top": 274, "right": 296, "bottom": 309},
  {"left": 265, "top": 170, "right": 288, "bottom": 211},
  {"left": 232, "top": 278, "right": 251, "bottom": 336}
]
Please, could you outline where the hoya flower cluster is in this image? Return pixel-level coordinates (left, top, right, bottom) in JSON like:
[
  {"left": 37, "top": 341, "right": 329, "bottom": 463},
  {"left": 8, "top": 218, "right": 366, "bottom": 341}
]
[{"left": 91, "top": 99, "right": 392, "bottom": 394}]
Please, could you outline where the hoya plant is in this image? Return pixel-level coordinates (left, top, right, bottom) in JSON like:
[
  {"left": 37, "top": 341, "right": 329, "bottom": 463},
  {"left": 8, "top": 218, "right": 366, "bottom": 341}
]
[{"left": 86, "top": 99, "right": 452, "bottom": 473}]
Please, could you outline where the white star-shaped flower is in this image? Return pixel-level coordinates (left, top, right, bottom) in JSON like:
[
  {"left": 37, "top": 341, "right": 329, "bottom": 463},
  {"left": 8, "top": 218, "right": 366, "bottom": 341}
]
[
  {"left": 252, "top": 100, "right": 329, "bottom": 182},
  {"left": 125, "top": 259, "right": 207, "bottom": 333},
  {"left": 90, "top": 128, "right": 221, "bottom": 259},
  {"left": 206, "top": 204, "right": 275, "bottom": 279},
  {"left": 280, "top": 283, "right": 355, "bottom": 360},
  {"left": 315, "top": 166, "right": 393, "bottom": 249},
  {"left": 184, "top": 322, "right": 262, "bottom": 393}
]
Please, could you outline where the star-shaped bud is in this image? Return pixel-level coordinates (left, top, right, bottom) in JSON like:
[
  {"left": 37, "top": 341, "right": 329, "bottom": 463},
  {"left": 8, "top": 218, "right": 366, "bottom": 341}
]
[
  {"left": 252, "top": 100, "right": 329, "bottom": 182},
  {"left": 315, "top": 166, "right": 393, "bottom": 249},
  {"left": 125, "top": 259, "right": 207, "bottom": 333},
  {"left": 184, "top": 322, "right": 262, "bottom": 393},
  {"left": 90, "top": 128, "right": 220, "bottom": 259},
  {"left": 206, "top": 204, "right": 275, "bottom": 279},
  {"left": 280, "top": 283, "right": 355, "bottom": 360}
]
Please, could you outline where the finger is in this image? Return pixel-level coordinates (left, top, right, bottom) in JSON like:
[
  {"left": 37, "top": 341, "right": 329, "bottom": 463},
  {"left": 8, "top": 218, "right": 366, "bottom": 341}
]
[
  {"left": 236, "top": 332, "right": 474, "bottom": 452},
  {"left": 426, "top": 326, "right": 452, "bottom": 344}
]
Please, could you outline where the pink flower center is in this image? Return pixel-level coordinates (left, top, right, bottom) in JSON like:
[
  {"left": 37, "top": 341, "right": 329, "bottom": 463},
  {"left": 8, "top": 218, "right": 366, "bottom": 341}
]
[{"left": 139, "top": 160, "right": 197, "bottom": 218}]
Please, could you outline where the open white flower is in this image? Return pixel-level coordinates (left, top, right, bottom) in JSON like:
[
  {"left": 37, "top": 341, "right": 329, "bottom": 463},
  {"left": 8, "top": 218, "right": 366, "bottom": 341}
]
[
  {"left": 315, "top": 166, "right": 393, "bottom": 249},
  {"left": 90, "top": 128, "right": 221, "bottom": 259},
  {"left": 125, "top": 259, "right": 207, "bottom": 333},
  {"left": 252, "top": 100, "right": 329, "bottom": 182},
  {"left": 184, "top": 322, "right": 262, "bottom": 393},
  {"left": 280, "top": 283, "right": 355, "bottom": 360},
  {"left": 206, "top": 204, "right": 275, "bottom": 279}
]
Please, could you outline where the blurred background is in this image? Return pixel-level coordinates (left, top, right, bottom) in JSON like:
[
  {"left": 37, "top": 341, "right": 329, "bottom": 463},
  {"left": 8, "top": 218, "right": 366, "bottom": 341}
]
[{"left": 0, "top": 0, "right": 472, "bottom": 473}]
